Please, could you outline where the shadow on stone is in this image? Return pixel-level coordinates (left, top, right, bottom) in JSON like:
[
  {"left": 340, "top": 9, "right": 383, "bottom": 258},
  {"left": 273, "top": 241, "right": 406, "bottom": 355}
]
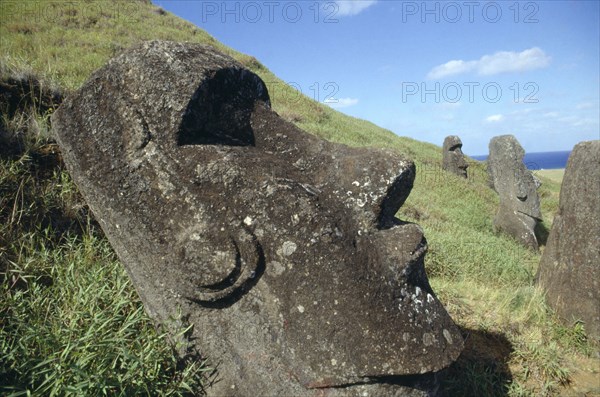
[
  {"left": 534, "top": 220, "right": 550, "bottom": 247},
  {"left": 178, "top": 67, "right": 268, "bottom": 147},
  {"left": 443, "top": 327, "right": 514, "bottom": 397}
]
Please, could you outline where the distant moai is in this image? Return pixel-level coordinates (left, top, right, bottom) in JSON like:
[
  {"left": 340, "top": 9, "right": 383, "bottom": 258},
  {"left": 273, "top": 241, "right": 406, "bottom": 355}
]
[
  {"left": 536, "top": 140, "right": 600, "bottom": 339},
  {"left": 442, "top": 135, "right": 468, "bottom": 178},
  {"left": 487, "top": 135, "right": 541, "bottom": 250}
]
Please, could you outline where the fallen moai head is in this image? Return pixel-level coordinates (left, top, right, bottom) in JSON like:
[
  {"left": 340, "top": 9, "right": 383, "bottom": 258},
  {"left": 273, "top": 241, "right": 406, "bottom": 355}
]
[
  {"left": 52, "top": 41, "right": 463, "bottom": 396},
  {"left": 488, "top": 135, "right": 541, "bottom": 250},
  {"left": 442, "top": 135, "right": 468, "bottom": 178}
]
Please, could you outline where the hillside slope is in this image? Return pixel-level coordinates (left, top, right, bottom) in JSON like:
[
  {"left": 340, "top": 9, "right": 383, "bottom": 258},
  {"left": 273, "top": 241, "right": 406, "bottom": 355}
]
[{"left": 1, "top": 1, "right": 597, "bottom": 396}]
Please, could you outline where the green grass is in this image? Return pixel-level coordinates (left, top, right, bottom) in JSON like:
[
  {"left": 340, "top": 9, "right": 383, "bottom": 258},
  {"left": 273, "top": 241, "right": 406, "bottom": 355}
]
[
  {"left": 1, "top": 1, "right": 598, "bottom": 396},
  {"left": 0, "top": 103, "right": 208, "bottom": 395},
  {"left": 1, "top": 232, "right": 207, "bottom": 396},
  {"left": 536, "top": 169, "right": 565, "bottom": 185}
]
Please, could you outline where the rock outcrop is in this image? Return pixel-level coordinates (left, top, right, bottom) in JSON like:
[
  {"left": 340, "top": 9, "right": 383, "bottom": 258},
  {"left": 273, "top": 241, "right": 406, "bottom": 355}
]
[
  {"left": 536, "top": 140, "right": 600, "bottom": 340},
  {"left": 52, "top": 41, "right": 463, "bottom": 396},
  {"left": 488, "top": 135, "right": 541, "bottom": 250},
  {"left": 442, "top": 135, "right": 468, "bottom": 178}
]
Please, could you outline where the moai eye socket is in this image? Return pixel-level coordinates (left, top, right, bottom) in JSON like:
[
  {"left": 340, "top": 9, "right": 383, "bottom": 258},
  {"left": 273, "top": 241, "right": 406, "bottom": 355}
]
[{"left": 177, "top": 67, "right": 270, "bottom": 147}]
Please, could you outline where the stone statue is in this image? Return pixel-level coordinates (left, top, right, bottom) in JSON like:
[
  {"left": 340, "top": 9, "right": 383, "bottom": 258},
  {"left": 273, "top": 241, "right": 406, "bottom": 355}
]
[
  {"left": 52, "top": 41, "right": 463, "bottom": 396},
  {"left": 442, "top": 135, "right": 468, "bottom": 178},
  {"left": 536, "top": 140, "right": 600, "bottom": 340},
  {"left": 487, "top": 135, "right": 541, "bottom": 250}
]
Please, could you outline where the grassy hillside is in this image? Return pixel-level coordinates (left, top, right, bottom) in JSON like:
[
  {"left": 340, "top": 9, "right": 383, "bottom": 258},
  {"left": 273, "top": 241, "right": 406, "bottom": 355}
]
[
  {"left": 536, "top": 169, "right": 565, "bottom": 185},
  {"left": 1, "top": 1, "right": 597, "bottom": 396}
]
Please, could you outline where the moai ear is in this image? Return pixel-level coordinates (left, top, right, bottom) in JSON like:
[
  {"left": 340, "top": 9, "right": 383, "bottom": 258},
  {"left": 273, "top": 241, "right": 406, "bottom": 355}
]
[
  {"left": 177, "top": 67, "right": 270, "bottom": 147},
  {"left": 178, "top": 222, "right": 263, "bottom": 305}
]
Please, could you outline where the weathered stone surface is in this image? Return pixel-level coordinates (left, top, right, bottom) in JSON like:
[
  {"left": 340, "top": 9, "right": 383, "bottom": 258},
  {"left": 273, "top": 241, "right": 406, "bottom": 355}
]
[
  {"left": 442, "top": 135, "right": 468, "bottom": 178},
  {"left": 488, "top": 135, "right": 541, "bottom": 250},
  {"left": 536, "top": 140, "right": 600, "bottom": 340},
  {"left": 52, "top": 41, "right": 463, "bottom": 396}
]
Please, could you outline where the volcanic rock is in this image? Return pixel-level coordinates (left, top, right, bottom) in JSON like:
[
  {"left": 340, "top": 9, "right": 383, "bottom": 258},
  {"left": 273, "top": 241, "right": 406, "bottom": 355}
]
[
  {"left": 536, "top": 140, "right": 600, "bottom": 340},
  {"left": 442, "top": 135, "right": 468, "bottom": 178},
  {"left": 488, "top": 135, "right": 541, "bottom": 250},
  {"left": 52, "top": 41, "right": 463, "bottom": 396}
]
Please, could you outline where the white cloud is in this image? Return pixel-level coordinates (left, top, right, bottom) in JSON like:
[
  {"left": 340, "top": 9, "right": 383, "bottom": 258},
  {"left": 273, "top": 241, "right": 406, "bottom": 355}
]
[
  {"left": 427, "top": 47, "right": 551, "bottom": 79},
  {"left": 557, "top": 116, "right": 598, "bottom": 127},
  {"left": 508, "top": 108, "right": 534, "bottom": 116},
  {"left": 573, "top": 118, "right": 597, "bottom": 127},
  {"left": 485, "top": 114, "right": 504, "bottom": 123},
  {"left": 558, "top": 116, "right": 578, "bottom": 123},
  {"left": 478, "top": 48, "right": 551, "bottom": 75},
  {"left": 324, "top": 97, "right": 359, "bottom": 108},
  {"left": 334, "top": 0, "right": 377, "bottom": 16},
  {"left": 427, "top": 60, "right": 475, "bottom": 80},
  {"left": 440, "top": 101, "right": 461, "bottom": 110},
  {"left": 576, "top": 101, "right": 596, "bottom": 110}
]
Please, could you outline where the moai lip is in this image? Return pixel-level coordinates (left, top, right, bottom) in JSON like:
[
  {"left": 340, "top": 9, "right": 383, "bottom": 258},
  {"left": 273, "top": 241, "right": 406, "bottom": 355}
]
[{"left": 52, "top": 41, "right": 463, "bottom": 396}]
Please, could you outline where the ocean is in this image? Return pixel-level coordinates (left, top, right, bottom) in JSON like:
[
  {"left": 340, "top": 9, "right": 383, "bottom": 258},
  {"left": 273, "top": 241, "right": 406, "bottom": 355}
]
[{"left": 470, "top": 151, "right": 571, "bottom": 170}]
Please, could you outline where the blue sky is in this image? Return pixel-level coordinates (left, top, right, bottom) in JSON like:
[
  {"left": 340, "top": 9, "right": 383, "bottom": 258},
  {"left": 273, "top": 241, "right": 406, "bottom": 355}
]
[{"left": 153, "top": 0, "right": 599, "bottom": 155}]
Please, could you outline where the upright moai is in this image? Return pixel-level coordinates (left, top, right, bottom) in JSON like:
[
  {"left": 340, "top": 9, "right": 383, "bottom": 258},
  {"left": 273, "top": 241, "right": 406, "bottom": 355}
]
[
  {"left": 487, "top": 135, "right": 541, "bottom": 250},
  {"left": 442, "top": 135, "right": 468, "bottom": 178},
  {"left": 536, "top": 140, "right": 600, "bottom": 339}
]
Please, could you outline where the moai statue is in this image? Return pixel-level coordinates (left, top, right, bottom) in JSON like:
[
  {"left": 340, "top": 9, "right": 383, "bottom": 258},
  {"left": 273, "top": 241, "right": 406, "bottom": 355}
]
[
  {"left": 487, "top": 135, "right": 541, "bottom": 250},
  {"left": 537, "top": 140, "right": 600, "bottom": 340},
  {"left": 442, "top": 135, "right": 468, "bottom": 178},
  {"left": 52, "top": 41, "right": 463, "bottom": 396}
]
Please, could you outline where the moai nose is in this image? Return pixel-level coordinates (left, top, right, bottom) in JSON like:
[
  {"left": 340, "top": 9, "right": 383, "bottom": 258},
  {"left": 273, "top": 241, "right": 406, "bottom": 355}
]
[
  {"left": 335, "top": 147, "right": 429, "bottom": 286},
  {"left": 332, "top": 147, "right": 416, "bottom": 228}
]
